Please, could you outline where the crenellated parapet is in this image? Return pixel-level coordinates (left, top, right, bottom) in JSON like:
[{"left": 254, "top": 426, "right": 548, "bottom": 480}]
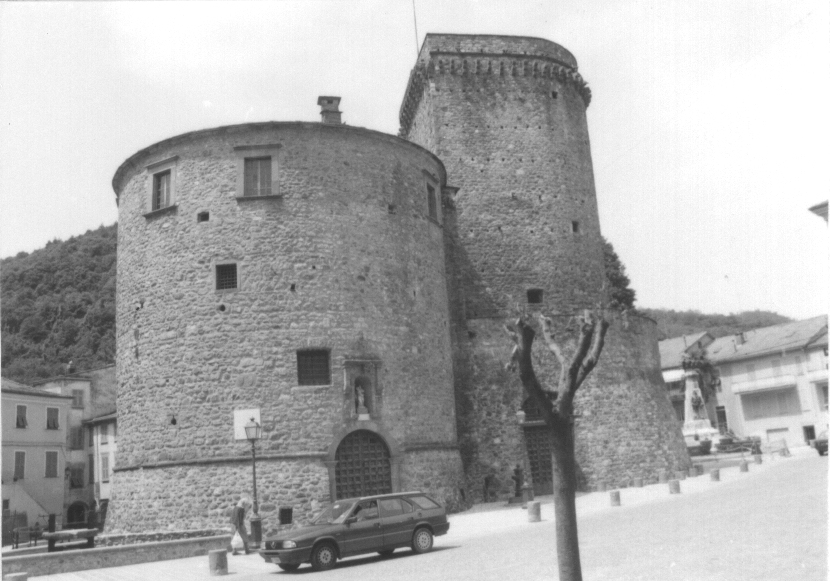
[{"left": 400, "top": 50, "right": 591, "bottom": 136}]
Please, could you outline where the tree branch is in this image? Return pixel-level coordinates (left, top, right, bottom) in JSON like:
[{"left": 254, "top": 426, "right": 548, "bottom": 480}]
[
  {"left": 575, "top": 314, "right": 610, "bottom": 388},
  {"left": 538, "top": 314, "right": 567, "bottom": 391}
]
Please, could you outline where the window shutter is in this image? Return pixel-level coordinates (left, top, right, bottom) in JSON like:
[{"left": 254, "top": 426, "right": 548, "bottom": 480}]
[{"left": 16, "top": 406, "right": 27, "bottom": 428}]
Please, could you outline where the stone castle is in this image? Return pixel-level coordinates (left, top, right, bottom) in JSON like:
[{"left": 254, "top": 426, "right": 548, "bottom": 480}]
[{"left": 108, "top": 34, "right": 690, "bottom": 534}]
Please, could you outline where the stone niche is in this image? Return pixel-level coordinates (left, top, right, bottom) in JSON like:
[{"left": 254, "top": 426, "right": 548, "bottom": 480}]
[{"left": 342, "top": 358, "right": 382, "bottom": 422}]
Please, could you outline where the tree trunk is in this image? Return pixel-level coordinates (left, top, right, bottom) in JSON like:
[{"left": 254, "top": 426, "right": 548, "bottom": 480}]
[{"left": 551, "top": 422, "right": 582, "bottom": 581}]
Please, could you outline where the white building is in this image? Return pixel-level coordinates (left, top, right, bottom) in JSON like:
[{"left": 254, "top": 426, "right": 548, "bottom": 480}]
[{"left": 708, "top": 316, "right": 828, "bottom": 447}]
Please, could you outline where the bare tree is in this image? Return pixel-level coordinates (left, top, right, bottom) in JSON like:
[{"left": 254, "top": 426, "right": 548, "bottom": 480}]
[{"left": 505, "top": 309, "right": 610, "bottom": 581}]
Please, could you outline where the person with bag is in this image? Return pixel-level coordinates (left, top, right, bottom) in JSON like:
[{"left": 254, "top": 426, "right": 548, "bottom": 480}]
[{"left": 229, "top": 497, "right": 251, "bottom": 555}]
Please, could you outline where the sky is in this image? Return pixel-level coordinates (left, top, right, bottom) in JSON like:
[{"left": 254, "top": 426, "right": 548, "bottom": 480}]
[{"left": 1, "top": 0, "right": 828, "bottom": 321}]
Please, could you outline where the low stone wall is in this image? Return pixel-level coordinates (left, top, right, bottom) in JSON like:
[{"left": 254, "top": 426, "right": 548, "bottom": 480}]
[
  {"left": 1, "top": 534, "right": 231, "bottom": 578},
  {"left": 96, "top": 528, "right": 228, "bottom": 547}
]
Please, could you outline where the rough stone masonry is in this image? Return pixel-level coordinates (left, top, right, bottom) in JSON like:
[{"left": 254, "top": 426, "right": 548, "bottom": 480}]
[{"left": 108, "top": 34, "right": 690, "bottom": 535}]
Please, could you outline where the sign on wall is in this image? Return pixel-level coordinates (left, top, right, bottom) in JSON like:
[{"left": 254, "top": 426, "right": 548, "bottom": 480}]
[{"left": 233, "top": 408, "right": 261, "bottom": 441}]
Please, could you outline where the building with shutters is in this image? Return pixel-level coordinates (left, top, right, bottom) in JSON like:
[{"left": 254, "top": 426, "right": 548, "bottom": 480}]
[{"left": 108, "top": 34, "right": 690, "bottom": 535}]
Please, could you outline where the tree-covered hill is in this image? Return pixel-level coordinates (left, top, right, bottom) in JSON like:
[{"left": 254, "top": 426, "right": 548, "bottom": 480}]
[
  {"left": 639, "top": 308, "right": 792, "bottom": 340},
  {"left": 1, "top": 224, "right": 117, "bottom": 383}
]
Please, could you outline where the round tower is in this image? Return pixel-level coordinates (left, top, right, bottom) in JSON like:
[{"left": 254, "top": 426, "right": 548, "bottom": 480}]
[
  {"left": 110, "top": 114, "right": 464, "bottom": 533},
  {"left": 400, "top": 34, "right": 690, "bottom": 497}
]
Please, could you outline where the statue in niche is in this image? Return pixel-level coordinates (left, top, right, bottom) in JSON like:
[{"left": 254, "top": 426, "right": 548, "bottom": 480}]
[{"left": 354, "top": 377, "right": 370, "bottom": 418}]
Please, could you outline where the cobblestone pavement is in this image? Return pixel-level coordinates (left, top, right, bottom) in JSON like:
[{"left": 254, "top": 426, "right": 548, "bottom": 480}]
[{"left": 27, "top": 448, "right": 827, "bottom": 581}]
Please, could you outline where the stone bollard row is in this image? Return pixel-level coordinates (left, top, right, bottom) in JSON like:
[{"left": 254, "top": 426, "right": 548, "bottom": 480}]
[
  {"left": 669, "top": 479, "right": 681, "bottom": 494},
  {"left": 693, "top": 464, "right": 704, "bottom": 476},
  {"left": 527, "top": 501, "right": 541, "bottom": 522},
  {"left": 209, "top": 549, "right": 228, "bottom": 576},
  {"left": 610, "top": 491, "right": 621, "bottom": 506},
  {"left": 710, "top": 468, "right": 720, "bottom": 481}
]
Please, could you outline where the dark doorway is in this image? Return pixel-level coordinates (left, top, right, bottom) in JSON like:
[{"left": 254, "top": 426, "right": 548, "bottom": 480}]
[
  {"left": 66, "top": 502, "right": 88, "bottom": 529},
  {"left": 803, "top": 425, "right": 816, "bottom": 443},
  {"left": 335, "top": 430, "right": 392, "bottom": 500}
]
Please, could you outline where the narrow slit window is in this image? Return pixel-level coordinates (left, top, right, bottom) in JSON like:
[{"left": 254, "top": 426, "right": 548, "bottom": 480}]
[
  {"left": 527, "top": 289, "right": 544, "bottom": 304},
  {"left": 244, "top": 157, "right": 272, "bottom": 196},
  {"left": 427, "top": 184, "right": 437, "bottom": 220},
  {"left": 216, "top": 264, "right": 238, "bottom": 290},
  {"left": 571, "top": 221, "right": 580, "bottom": 233},
  {"left": 197, "top": 212, "right": 210, "bottom": 222}
]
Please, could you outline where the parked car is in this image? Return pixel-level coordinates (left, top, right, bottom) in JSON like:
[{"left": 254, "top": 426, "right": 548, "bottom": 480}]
[
  {"left": 715, "top": 431, "right": 762, "bottom": 454},
  {"left": 814, "top": 431, "right": 828, "bottom": 456},
  {"left": 259, "top": 491, "right": 449, "bottom": 572}
]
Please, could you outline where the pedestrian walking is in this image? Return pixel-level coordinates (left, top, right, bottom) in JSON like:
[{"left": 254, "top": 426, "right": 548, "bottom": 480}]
[{"left": 230, "top": 497, "right": 251, "bottom": 555}]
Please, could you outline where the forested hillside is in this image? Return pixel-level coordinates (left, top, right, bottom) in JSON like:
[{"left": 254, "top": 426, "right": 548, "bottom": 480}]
[
  {"left": 639, "top": 308, "right": 792, "bottom": 340},
  {"left": 1, "top": 224, "right": 117, "bottom": 383}
]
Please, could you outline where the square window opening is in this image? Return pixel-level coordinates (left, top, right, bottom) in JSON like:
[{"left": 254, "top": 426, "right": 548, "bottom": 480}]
[
  {"left": 297, "top": 350, "right": 331, "bottom": 386},
  {"left": 527, "top": 289, "right": 544, "bottom": 304},
  {"left": 571, "top": 221, "right": 580, "bottom": 233},
  {"left": 216, "top": 264, "right": 238, "bottom": 290},
  {"left": 197, "top": 211, "right": 210, "bottom": 222}
]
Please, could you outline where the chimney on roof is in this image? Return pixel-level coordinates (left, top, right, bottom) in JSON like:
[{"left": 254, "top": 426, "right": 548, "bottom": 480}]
[{"left": 318, "top": 96, "right": 342, "bottom": 125}]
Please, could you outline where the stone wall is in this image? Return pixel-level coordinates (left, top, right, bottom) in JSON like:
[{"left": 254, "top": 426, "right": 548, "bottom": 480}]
[{"left": 111, "top": 122, "right": 464, "bottom": 532}]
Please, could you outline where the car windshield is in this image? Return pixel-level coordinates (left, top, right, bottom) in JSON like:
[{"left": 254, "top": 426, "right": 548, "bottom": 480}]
[{"left": 310, "top": 501, "right": 355, "bottom": 525}]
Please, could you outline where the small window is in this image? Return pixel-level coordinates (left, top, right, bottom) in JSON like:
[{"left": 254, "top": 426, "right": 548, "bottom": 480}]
[
  {"left": 197, "top": 211, "right": 210, "bottom": 222},
  {"left": 14, "top": 451, "right": 25, "bottom": 480},
  {"left": 88, "top": 454, "right": 95, "bottom": 484},
  {"left": 70, "top": 427, "right": 84, "bottom": 450},
  {"left": 427, "top": 184, "right": 437, "bottom": 220},
  {"left": 100, "top": 425, "right": 108, "bottom": 445},
  {"left": 16, "top": 405, "right": 27, "bottom": 429},
  {"left": 69, "top": 466, "right": 84, "bottom": 489},
  {"left": 216, "top": 264, "right": 238, "bottom": 290},
  {"left": 152, "top": 170, "right": 172, "bottom": 211},
  {"left": 527, "top": 289, "right": 544, "bottom": 304},
  {"left": 3, "top": 499, "right": 9, "bottom": 511},
  {"left": 244, "top": 157, "right": 272, "bottom": 196},
  {"left": 46, "top": 407, "right": 60, "bottom": 430},
  {"left": 101, "top": 455, "right": 110, "bottom": 483},
  {"left": 72, "top": 389, "right": 84, "bottom": 408},
  {"left": 297, "top": 350, "right": 330, "bottom": 386},
  {"left": 571, "top": 221, "right": 580, "bottom": 233},
  {"left": 45, "top": 451, "right": 58, "bottom": 478}
]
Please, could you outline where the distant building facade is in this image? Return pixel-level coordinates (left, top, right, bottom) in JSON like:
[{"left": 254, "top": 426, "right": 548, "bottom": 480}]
[
  {"left": 2, "top": 378, "right": 72, "bottom": 531},
  {"left": 708, "top": 317, "right": 828, "bottom": 447}
]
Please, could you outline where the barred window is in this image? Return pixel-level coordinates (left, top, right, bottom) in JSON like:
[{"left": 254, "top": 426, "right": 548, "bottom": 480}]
[
  {"left": 45, "top": 451, "right": 58, "bottom": 478},
  {"left": 216, "top": 264, "right": 238, "bottom": 290},
  {"left": 244, "top": 157, "right": 272, "bottom": 196},
  {"left": 16, "top": 405, "right": 27, "bottom": 429},
  {"left": 46, "top": 407, "right": 60, "bottom": 430},
  {"left": 297, "top": 350, "right": 330, "bottom": 386}
]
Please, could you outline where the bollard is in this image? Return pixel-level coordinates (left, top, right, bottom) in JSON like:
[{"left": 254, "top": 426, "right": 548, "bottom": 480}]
[
  {"left": 632, "top": 477, "right": 643, "bottom": 488},
  {"left": 527, "top": 501, "right": 541, "bottom": 522},
  {"left": 658, "top": 470, "right": 668, "bottom": 484},
  {"left": 209, "top": 549, "right": 228, "bottom": 576},
  {"left": 669, "top": 479, "right": 681, "bottom": 494},
  {"left": 754, "top": 454, "right": 763, "bottom": 464},
  {"left": 739, "top": 461, "right": 749, "bottom": 473},
  {"left": 610, "top": 490, "right": 621, "bottom": 506},
  {"left": 5, "top": 573, "right": 29, "bottom": 581},
  {"left": 694, "top": 464, "right": 704, "bottom": 476},
  {"left": 710, "top": 468, "right": 720, "bottom": 482}
]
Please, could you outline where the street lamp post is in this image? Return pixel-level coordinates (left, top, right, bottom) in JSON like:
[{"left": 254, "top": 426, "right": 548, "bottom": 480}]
[{"left": 244, "top": 417, "right": 262, "bottom": 549}]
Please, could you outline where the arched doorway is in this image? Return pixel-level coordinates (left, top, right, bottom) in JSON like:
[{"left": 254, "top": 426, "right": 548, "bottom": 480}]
[
  {"left": 334, "top": 430, "right": 392, "bottom": 499},
  {"left": 521, "top": 398, "right": 553, "bottom": 496},
  {"left": 66, "top": 501, "right": 88, "bottom": 529}
]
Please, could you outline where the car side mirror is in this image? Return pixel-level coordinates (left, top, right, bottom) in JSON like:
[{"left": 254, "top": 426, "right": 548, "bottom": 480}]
[{"left": 345, "top": 516, "right": 358, "bottom": 525}]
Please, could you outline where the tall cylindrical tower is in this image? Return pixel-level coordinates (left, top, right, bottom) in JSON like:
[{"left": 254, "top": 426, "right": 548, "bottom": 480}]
[
  {"left": 110, "top": 118, "right": 464, "bottom": 533},
  {"left": 400, "top": 34, "right": 690, "bottom": 497}
]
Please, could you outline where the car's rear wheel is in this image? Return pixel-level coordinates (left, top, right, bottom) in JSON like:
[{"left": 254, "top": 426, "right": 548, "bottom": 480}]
[
  {"left": 310, "top": 542, "right": 337, "bottom": 571},
  {"left": 411, "top": 528, "right": 433, "bottom": 554},
  {"left": 278, "top": 563, "right": 300, "bottom": 572},
  {"left": 378, "top": 549, "right": 395, "bottom": 557}
]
